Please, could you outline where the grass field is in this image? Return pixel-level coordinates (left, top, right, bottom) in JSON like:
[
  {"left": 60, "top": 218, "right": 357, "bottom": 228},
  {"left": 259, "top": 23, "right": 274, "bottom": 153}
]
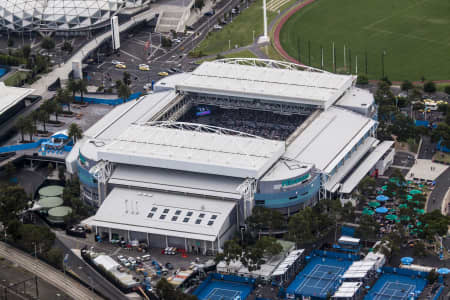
[
  {"left": 195, "top": 49, "right": 258, "bottom": 63},
  {"left": 4, "top": 71, "right": 28, "bottom": 87},
  {"left": 279, "top": 0, "right": 450, "bottom": 81},
  {"left": 196, "top": 0, "right": 297, "bottom": 55}
]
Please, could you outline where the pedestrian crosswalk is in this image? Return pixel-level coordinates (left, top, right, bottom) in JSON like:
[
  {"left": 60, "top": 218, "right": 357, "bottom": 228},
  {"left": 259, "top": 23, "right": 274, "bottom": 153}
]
[{"left": 267, "top": 0, "right": 292, "bottom": 12}]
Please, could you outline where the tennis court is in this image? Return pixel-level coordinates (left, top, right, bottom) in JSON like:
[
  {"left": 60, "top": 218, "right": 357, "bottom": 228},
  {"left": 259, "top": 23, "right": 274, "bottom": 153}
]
[
  {"left": 194, "top": 274, "right": 254, "bottom": 300},
  {"left": 287, "top": 255, "right": 352, "bottom": 299},
  {"left": 365, "top": 271, "right": 427, "bottom": 300}
]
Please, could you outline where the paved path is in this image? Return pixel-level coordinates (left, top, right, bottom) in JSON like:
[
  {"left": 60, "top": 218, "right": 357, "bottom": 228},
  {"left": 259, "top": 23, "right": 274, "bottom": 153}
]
[
  {"left": 427, "top": 167, "right": 450, "bottom": 212},
  {"left": 0, "top": 242, "right": 101, "bottom": 300}
]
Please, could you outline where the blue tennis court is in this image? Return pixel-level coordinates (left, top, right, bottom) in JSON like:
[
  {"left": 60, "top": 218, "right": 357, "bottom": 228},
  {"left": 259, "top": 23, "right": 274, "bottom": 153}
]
[
  {"left": 287, "top": 255, "right": 352, "bottom": 299},
  {"left": 365, "top": 272, "right": 427, "bottom": 300},
  {"left": 194, "top": 275, "right": 254, "bottom": 300}
]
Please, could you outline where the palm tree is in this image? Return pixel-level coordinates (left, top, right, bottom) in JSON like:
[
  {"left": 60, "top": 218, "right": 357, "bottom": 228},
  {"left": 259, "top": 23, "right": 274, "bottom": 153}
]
[
  {"left": 24, "top": 117, "right": 35, "bottom": 141},
  {"left": 56, "top": 88, "right": 72, "bottom": 112},
  {"left": 15, "top": 116, "right": 27, "bottom": 142},
  {"left": 77, "top": 79, "right": 88, "bottom": 104},
  {"left": 66, "top": 78, "right": 77, "bottom": 101},
  {"left": 37, "top": 110, "right": 49, "bottom": 133},
  {"left": 68, "top": 123, "right": 83, "bottom": 143},
  {"left": 118, "top": 82, "right": 131, "bottom": 102},
  {"left": 30, "top": 110, "right": 40, "bottom": 132}
]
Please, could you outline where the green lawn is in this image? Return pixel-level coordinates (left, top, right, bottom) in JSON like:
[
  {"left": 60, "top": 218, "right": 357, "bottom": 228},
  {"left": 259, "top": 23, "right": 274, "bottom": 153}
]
[
  {"left": 4, "top": 71, "right": 28, "bottom": 87},
  {"left": 195, "top": 49, "right": 258, "bottom": 64},
  {"left": 196, "top": 0, "right": 297, "bottom": 56},
  {"left": 279, "top": 0, "right": 450, "bottom": 81}
]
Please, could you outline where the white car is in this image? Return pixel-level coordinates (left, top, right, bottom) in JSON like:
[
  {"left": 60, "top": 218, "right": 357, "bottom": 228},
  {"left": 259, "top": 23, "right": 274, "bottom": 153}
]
[
  {"left": 173, "top": 38, "right": 181, "bottom": 43},
  {"left": 213, "top": 24, "right": 222, "bottom": 30},
  {"left": 128, "top": 257, "right": 137, "bottom": 265},
  {"left": 111, "top": 60, "right": 123, "bottom": 65}
]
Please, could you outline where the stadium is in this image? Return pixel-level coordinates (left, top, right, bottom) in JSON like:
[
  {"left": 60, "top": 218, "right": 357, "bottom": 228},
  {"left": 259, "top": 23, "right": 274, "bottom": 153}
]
[
  {"left": 66, "top": 58, "right": 395, "bottom": 254},
  {"left": 0, "top": 0, "right": 149, "bottom": 33}
]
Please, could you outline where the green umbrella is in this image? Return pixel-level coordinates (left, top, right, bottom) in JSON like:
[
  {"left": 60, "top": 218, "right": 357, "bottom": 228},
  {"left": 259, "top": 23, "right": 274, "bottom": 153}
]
[
  {"left": 416, "top": 209, "right": 425, "bottom": 215},
  {"left": 385, "top": 214, "right": 398, "bottom": 221},
  {"left": 389, "top": 208, "right": 397, "bottom": 212},
  {"left": 407, "top": 181, "right": 413, "bottom": 185},
  {"left": 382, "top": 185, "right": 388, "bottom": 191},
  {"left": 409, "top": 189, "right": 422, "bottom": 195},
  {"left": 389, "top": 178, "right": 399, "bottom": 183},
  {"left": 362, "top": 208, "right": 375, "bottom": 216},
  {"left": 377, "top": 190, "right": 384, "bottom": 194},
  {"left": 407, "top": 224, "right": 414, "bottom": 229},
  {"left": 399, "top": 204, "right": 408, "bottom": 209},
  {"left": 416, "top": 221, "right": 422, "bottom": 226},
  {"left": 368, "top": 201, "right": 381, "bottom": 208},
  {"left": 418, "top": 184, "right": 424, "bottom": 188},
  {"left": 406, "top": 195, "right": 413, "bottom": 201},
  {"left": 400, "top": 215, "right": 410, "bottom": 221}
]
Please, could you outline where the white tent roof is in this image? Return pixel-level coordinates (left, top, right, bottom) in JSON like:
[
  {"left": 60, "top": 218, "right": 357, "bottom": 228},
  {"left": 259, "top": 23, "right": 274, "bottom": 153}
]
[
  {"left": 177, "top": 61, "right": 354, "bottom": 109},
  {"left": 285, "top": 107, "right": 377, "bottom": 172},
  {"left": 333, "top": 282, "right": 362, "bottom": 298},
  {"left": 341, "top": 261, "right": 376, "bottom": 279},
  {"left": 97, "top": 123, "right": 285, "bottom": 178},
  {"left": 338, "top": 236, "right": 360, "bottom": 245},
  {"left": 272, "top": 249, "right": 304, "bottom": 277},
  {"left": 93, "top": 254, "right": 119, "bottom": 271},
  {"left": 0, "top": 82, "right": 33, "bottom": 115},
  {"left": 84, "top": 187, "right": 236, "bottom": 242}
]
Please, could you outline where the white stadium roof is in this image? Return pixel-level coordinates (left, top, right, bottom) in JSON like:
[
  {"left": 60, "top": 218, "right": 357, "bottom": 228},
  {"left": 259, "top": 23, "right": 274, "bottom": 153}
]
[
  {"left": 333, "top": 282, "right": 362, "bottom": 298},
  {"left": 85, "top": 187, "right": 236, "bottom": 242},
  {"left": 176, "top": 61, "right": 354, "bottom": 109},
  {"left": 109, "top": 164, "right": 244, "bottom": 200},
  {"left": 97, "top": 122, "right": 285, "bottom": 178},
  {"left": 0, "top": 82, "right": 33, "bottom": 115},
  {"left": 284, "top": 106, "right": 377, "bottom": 172}
]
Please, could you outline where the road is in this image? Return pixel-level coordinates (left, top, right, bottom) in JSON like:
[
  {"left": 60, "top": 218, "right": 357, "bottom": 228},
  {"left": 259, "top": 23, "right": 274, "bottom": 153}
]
[
  {"left": 54, "top": 234, "right": 130, "bottom": 300},
  {"left": 0, "top": 241, "right": 101, "bottom": 300}
]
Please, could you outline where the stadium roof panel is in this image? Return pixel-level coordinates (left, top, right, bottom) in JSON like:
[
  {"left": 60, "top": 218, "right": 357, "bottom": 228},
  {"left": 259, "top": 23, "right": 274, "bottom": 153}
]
[
  {"left": 0, "top": 82, "right": 34, "bottom": 115},
  {"left": 284, "top": 107, "right": 377, "bottom": 172},
  {"left": 176, "top": 61, "right": 355, "bottom": 109},
  {"left": 109, "top": 164, "right": 244, "bottom": 200},
  {"left": 97, "top": 123, "right": 286, "bottom": 178},
  {"left": 85, "top": 187, "right": 236, "bottom": 241}
]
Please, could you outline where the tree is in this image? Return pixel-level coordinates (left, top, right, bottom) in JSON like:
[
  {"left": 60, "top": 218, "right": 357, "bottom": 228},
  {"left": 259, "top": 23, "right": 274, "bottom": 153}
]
[
  {"left": 18, "top": 224, "right": 55, "bottom": 253},
  {"left": 288, "top": 207, "right": 317, "bottom": 245},
  {"left": 341, "top": 202, "right": 355, "bottom": 222},
  {"left": 77, "top": 79, "right": 88, "bottom": 103},
  {"left": 215, "top": 239, "right": 242, "bottom": 265},
  {"left": 400, "top": 80, "right": 413, "bottom": 96},
  {"left": 419, "top": 210, "right": 450, "bottom": 239},
  {"left": 68, "top": 123, "right": 83, "bottom": 143},
  {"left": 56, "top": 88, "right": 73, "bottom": 112},
  {"left": 409, "top": 88, "right": 422, "bottom": 102},
  {"left": 432, "top": 123, "right": 450, "bottom": 148},
  {"left": 413, "top": 241, "right": 427, "bottom": 257},
  {"left": 0, "top": 185, "right": 28, "bottom": 223},
  {"left": 356, "top": 75, "right": 369, "bottom": 85},
  {"left": 155, "top": 278, "right": 198, "bottom": 300},
  {"left": 255, "top": 236, "right": 282, "bottom": 257},
  {"left": 358, "top": 176, "right": 376, "bottom": 195},
  {"left": 427, "top": 269, "right": 439, "bottom": 284},
  {"left": 444, "top": 85, "right": 450, "bottom": 95},
  {"left": 45, "top": 247, "right": 63, "bottom": 269},
  {"left": 356, "top": 215, "right": 379, "bottom": 241},
  {"left": 161, "top": 36, "right": 172, "bottom": 48},
  {"left": 194, "top": 0, "right": 205, "bottom": 10},
  {"left": 21, "top": 44, "right": 31, "bottom": 59},
  {"left": 15, "top": 116, "right": 28, "bottom": 142},
  {"left": 423, "top": 81, "right": 436, "bottom": 93},
  {"left": 6, "top": 219, "right": 22, "bottom": 241},
  {"left": 246, "top": 206, "right": 284, "bottom": 237},
  {"left": 4, "top": 162, "right": 16, "bottom": 178},
  {"left": 61, "top": 41, "right": 73, "bottom": 53},
  {"left": 37, "top": 109, "right": 49, "bottom": 132},
  {"left": 41, "top": 100, "right": 55, "bottom": 121},
  {"left": 58, "top": 165, "right": 65, "bottom": 182},
  {"left": 24, "top": 116, "right": 35, "bottom": 141},
  {"left": 66, "top": 78, "right": 78, "bottom": 102},
  {"left": 117, "top": 81, "right": 131, "bottom": 102},
  {"left": 123, "top": 72, "right": 131, "bottom": 86},
  {"left": 41, "top": 36, "right": 55, "bottom": 51}
]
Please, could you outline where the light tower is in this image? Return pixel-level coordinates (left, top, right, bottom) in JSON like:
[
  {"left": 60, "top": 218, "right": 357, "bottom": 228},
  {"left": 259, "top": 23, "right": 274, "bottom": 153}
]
[{"left": 258, "top": 0, "right": 270, "bottom": 44}]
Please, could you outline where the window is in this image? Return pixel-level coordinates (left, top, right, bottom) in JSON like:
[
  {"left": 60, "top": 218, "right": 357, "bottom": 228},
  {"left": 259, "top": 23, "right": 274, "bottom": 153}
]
[
  {"left": 211, "top": 215, "right": 217, "bottom": 220},
  {"left": 207, "top": 220, "right": 214, "bottom": 226},
  {"left": 183, "top": 217, "right": 190, "bottom": 223},
  {"left": 199, "top": 213, "right": 205, "bottom": 218},
  {"left": 151, "top": 207, "right": 157, "bottom": 212},
  {"left": 195, "top": 219, "right": 202, "bottom": 224},
  {"left": 186, "top": 211, "right": 193, "bottom": 217},
  {"left": 160, "top": 215, "right": 166, "bottom": 220},
  {"left": 147, "top": 212, "right": 154, "bottom": 218},
  {"left": 175, "top": 210, "right": 182, "bottom": 215},
  {"left": 171, "top": 216, "right": 178, "bottom": 221},
  {"left": 163, "top": 208, "right": 170, "bottom": 214}
]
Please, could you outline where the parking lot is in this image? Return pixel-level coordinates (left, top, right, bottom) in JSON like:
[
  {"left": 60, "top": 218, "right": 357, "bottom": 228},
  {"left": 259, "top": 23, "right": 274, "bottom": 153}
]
[
  {"left": 60, "top": 229, "right": 211, "bottom": 290},
  {"left": 83, "top": 24, "right": 193, "bottom": 94}
]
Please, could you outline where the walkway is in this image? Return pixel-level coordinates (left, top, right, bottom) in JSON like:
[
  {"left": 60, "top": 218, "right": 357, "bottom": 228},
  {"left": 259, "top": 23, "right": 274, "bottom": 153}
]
[
  {"left": 0, "top": 242, "right": 101, "bottom": 300},
  {"left": 427, "top": 167, "right": 450, "bottom": 212}
]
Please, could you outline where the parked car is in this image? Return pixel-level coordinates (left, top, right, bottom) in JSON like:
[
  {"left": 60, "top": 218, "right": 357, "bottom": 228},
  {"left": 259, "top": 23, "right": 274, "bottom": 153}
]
[
  {"left": 158, "top": 71, "right": 169, "bottom": 76},
  {"left": 115, "top": 63, "right": 127, "bottom": 69},
  {"left": 111, "top": 60, "right": 123, "bottom": 65},
  {"left": 213, "top": 24, "right": 222, "bottom": 30},
  {"left": 204, "top": 10, "right": 215, "bottom": 16},
  {"left": 165, "top": 262, "right": 174, "bottom": 270},
  {"left": 139, "top": 64, "right": 150, "bottom": 71},
  {"left": 128, "top": 257, "right": 137, "bottom": 265}
]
